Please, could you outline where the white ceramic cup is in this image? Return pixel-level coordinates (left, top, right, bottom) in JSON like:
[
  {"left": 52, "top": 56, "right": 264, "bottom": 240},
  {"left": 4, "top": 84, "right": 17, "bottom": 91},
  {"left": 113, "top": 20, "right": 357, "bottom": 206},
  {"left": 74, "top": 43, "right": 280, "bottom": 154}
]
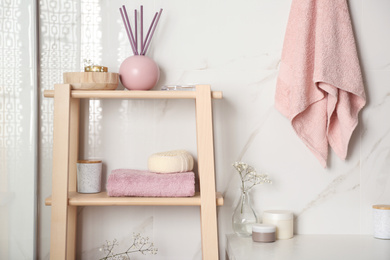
[{"left": 77, "top": 160, "right": 102, "bottom": 193}]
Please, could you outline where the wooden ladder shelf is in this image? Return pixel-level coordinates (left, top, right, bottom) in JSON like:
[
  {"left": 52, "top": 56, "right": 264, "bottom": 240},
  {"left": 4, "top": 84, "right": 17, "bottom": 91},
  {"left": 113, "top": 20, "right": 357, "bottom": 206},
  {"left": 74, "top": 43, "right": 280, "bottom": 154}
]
[{"left": 44, "top": 84, "right": 223, "bottom": 260}]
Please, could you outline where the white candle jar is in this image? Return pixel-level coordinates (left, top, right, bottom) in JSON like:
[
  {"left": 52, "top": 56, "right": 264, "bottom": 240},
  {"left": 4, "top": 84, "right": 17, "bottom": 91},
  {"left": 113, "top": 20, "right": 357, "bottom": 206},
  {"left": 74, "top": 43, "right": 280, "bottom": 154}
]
[
  {"left": 262, "top": 210, "right": 294, "bottom": 239},
  {"left": 77, "top": 160, "right": 102, "bottom": 193},
  {"left": 373, "top": 205, "right": 390, "bottom": 239}
]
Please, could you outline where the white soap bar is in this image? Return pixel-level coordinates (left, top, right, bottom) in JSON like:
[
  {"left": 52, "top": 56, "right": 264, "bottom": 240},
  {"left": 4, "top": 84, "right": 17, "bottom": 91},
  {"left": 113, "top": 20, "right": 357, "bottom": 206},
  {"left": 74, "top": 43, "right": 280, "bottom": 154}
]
[{"left": 148, "top": 150, "right": 194, "bottom": 173}]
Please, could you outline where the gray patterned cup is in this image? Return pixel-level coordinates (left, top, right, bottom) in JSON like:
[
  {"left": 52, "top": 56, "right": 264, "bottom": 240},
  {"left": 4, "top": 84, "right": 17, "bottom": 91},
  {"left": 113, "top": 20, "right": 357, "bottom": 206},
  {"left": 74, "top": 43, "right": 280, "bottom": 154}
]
[{"left": 77, "top": 160, "right": 102, "bottom": 193}]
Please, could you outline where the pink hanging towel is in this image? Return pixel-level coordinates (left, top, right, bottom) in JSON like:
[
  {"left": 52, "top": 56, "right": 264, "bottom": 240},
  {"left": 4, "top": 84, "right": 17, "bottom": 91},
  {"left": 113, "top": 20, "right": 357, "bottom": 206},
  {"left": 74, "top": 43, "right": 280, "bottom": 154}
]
[{"left": 275, "top": 0, "right": 366, "bottom": 167}]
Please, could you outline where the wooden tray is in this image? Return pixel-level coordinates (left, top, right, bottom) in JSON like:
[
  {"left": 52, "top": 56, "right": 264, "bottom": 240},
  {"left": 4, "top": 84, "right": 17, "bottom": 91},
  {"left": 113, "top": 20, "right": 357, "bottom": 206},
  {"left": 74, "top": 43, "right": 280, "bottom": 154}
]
[{"left": 63, "top": 72, "right": 119, "bottom": 90}]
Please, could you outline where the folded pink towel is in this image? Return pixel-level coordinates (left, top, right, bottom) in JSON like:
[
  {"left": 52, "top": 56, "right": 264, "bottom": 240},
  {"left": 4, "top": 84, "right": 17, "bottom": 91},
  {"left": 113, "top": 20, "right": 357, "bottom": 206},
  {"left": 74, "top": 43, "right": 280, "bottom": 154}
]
[
  {"left": 107, "top": 169, "right": 195, "bottom": 197},
  {"left": 275, "top": 0, "right": 366, "bottom": 167}
]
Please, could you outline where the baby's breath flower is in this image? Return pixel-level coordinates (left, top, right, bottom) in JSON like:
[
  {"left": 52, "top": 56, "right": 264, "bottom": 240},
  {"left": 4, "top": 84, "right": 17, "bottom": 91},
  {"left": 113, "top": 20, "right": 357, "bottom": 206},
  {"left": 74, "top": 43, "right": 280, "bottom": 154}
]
[
  {"left": 232, "top": 161, "right": 272, "bottom": 193},
  {"left": 99, "top": 233, "right": 158, "bottom": 260}
]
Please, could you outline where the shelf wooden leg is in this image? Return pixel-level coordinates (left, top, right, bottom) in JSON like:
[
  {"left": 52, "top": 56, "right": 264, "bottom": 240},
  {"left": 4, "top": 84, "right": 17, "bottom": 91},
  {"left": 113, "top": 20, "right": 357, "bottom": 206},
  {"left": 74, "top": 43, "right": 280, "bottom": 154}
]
[
  {"left": 195, "top": 85, "right": 219, "bottom": 260},
  {"left": 66, "top": 97, "right": 80, "bottom": 260},
  {"left": 66, "top": 206, "right": 77, "bottom": 260},
  {"left": 50, "top": 84, "right": 72, "bottom": 260}
]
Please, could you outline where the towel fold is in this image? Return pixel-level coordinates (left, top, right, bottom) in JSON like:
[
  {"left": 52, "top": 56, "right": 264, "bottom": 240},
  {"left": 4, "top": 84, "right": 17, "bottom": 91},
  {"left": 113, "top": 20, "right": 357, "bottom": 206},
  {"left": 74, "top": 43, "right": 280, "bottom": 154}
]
[
  {"left": 107, "top": 169, "right": 195, "bottom": 197},
  {"left": 275, "top": 0, "right": 366, "bottom": 167}
]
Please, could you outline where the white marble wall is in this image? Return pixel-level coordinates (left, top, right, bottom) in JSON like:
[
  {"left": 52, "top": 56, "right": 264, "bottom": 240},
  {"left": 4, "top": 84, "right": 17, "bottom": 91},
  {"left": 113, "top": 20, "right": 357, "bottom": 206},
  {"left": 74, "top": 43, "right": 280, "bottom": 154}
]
[{"left": 38, "top": 0, "right": 390, "bottom": 259}]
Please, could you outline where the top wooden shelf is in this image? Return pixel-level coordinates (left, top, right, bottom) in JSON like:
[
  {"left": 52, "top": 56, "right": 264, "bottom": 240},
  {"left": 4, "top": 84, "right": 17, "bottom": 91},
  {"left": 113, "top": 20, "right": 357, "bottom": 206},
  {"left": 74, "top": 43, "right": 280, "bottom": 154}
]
[{"left": 43, "top": 89, "right": 223, "bottom": 99}]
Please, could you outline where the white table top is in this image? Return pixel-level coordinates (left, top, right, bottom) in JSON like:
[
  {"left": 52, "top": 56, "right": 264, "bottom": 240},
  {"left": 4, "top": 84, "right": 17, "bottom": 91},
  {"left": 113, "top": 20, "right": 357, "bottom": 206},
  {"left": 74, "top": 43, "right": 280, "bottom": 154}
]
[{"left": 226, "top": 234, "right": 390, "bottom": 260}]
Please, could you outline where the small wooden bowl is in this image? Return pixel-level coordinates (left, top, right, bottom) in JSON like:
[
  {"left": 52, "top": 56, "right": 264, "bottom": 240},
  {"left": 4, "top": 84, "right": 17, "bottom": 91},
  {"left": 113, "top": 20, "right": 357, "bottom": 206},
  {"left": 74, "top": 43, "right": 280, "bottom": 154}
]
[{"left": 63, "top": 72, "right": 119, "bottom": 90}]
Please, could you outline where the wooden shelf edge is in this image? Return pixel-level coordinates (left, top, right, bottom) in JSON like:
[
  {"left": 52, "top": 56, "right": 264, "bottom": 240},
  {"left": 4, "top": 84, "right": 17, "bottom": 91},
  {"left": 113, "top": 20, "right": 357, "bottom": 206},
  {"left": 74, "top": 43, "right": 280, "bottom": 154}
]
[
  {"left": 45, "top": 191, "right": 224, "bottom": 206},
  {"left": 43, "top": 89, "right": 223, "bottom": 99}
]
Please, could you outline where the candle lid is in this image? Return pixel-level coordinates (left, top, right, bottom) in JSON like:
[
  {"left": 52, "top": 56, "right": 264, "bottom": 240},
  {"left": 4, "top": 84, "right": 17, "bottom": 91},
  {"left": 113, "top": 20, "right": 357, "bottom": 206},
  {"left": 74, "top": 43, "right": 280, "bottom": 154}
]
[
  {"left": 77, "top": 160, "right": 102, "bottom": 163},
  {"left": 252, "top": 224, "right": 276, "bottom": 233},
  {"left": 263, "top": 210, "right": 293, "bottom": 220},
  {"left": 373, "top": 205, "right": 390, "bottom": 210}
]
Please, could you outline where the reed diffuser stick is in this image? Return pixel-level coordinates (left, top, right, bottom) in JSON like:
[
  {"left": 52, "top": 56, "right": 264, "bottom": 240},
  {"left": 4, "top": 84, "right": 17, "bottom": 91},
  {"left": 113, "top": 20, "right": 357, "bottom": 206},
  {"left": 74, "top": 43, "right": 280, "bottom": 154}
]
[
  {"left": 142, "top": 9, "right": 163, "bottom": 55},
  {"left": 140, "top": 5, "right": 144, "bottom": 53},
  {"left": 134, "top": 9, "right": 138, "bottom": 53},
  {"left": 119, "top": 8, "right": 137, "bottom": 55},
  {"left": 141, "top": 12, "right": 158, "bottom": 54},
  {"left": 120, "top": 5, "right": 162, "bottom": 56},
  {"left": 122, "top": 5, "right": 138, "bottom": 55}
]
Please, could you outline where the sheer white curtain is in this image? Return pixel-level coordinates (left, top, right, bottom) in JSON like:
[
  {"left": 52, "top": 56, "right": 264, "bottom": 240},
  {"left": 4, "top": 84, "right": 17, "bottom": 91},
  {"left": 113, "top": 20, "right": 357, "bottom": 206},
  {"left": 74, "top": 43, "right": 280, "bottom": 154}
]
[
  {"left": 0, "top": 0, "right": 38, "bottom": 259},
  {"left": 38, "top": 0, "right": 103, "bottom": 258}
]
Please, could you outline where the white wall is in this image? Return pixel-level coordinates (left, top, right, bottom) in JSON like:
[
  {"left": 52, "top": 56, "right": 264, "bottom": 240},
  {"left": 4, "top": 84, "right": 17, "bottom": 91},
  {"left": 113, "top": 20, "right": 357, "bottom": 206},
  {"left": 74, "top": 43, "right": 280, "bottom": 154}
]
[{"left": 38, "top": 0, "right": 390, "bottom": 259}]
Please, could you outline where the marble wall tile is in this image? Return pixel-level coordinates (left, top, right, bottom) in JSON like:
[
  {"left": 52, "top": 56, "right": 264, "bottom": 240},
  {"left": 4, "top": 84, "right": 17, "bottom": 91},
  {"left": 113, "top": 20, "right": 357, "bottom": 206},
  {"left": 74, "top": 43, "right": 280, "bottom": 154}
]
[
  {"left": 360, "top": 0, "right": 390, "bottom": 70},
  {"left": 359, "top": 70, "right": 390, "bottom": 234}
]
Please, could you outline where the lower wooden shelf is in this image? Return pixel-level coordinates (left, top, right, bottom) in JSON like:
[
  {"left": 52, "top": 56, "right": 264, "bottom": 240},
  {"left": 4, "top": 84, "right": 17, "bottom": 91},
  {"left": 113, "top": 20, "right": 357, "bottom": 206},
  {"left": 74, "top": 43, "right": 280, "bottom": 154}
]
[{"left": 45, "top": 191, "right": 224, "bottom": 206}]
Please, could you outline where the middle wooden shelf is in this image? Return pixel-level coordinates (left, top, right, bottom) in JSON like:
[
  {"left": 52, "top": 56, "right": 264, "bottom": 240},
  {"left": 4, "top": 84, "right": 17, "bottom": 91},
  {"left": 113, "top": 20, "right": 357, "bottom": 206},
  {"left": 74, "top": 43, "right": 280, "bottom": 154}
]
[{"left": 45, "top": 191, "right": 224, "bottom": 206}]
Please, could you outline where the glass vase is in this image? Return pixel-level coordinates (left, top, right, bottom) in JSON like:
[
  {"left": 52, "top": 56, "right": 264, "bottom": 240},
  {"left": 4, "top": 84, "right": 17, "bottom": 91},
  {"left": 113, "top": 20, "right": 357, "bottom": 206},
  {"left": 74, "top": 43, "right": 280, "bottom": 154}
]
[{"left": 232, "top": 190, "right": 258, "bottom": 236}]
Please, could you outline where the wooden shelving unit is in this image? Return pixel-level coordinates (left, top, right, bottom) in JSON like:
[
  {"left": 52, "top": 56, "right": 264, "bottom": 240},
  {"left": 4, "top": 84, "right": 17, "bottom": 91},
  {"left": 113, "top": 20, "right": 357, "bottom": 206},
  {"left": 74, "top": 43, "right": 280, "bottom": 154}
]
[{"left": 44, "top": 84, "right": 223, "bottom": 260}]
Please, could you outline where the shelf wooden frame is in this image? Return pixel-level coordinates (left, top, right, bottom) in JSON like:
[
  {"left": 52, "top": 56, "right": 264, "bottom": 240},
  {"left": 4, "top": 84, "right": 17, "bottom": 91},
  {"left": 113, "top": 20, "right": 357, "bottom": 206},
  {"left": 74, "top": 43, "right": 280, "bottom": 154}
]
[{"left": 45, "top": 84, "right": 223, "bottom": 260}]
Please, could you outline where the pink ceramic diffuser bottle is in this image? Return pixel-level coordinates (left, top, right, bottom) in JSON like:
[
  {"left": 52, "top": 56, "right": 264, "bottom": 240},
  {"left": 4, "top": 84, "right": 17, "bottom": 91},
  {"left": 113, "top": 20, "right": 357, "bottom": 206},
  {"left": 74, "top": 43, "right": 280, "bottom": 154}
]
[{"left": 119, "top": 55, "right": 160, "bottom": 90}]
